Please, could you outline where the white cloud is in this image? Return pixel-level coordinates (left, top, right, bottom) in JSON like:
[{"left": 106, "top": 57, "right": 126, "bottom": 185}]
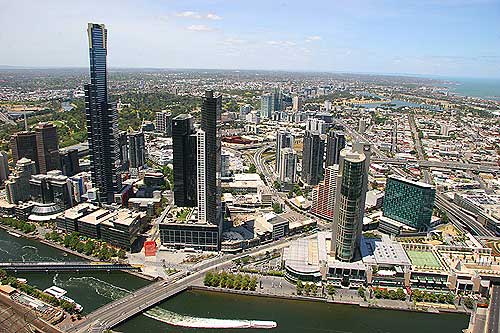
[
  {"left": 305, "top": 36, "right": 322, "bottom": 42},
  {"left": 187, "top": 24, "right": 215, "bottom": 32},
  {"left": 175, "top": 11, "right": 202, "bottom": 19},
  {"left": 223, "top": 38, "right": 247, "bottom": 45},
  {"left": 206, "top": 13, "right": 222, "bottom": 20},
  {"left": 175, "top": 11, "right": 222, "bottom": 20}
]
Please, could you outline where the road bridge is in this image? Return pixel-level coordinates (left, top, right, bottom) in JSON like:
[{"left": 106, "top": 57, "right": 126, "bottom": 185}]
[{"left": 0, "top": 261, "right": 139, "bottom": 273}]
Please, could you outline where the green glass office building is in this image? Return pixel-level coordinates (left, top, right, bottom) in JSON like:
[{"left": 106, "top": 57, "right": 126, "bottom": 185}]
[{"left": 383, "top": 176, "right": 436, "bottom": 231}]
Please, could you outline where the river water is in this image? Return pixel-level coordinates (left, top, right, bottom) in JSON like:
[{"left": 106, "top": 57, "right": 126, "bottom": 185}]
[{"left": 0, "top": 229, "right": 469, "bottom": 332}]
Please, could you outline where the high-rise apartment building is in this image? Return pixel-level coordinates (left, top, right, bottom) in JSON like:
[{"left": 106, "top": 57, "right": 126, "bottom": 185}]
[
  {"left": 5, "top": 158, "right": 36, "bottom": 204},
  {"left": 325, "top": 130, "right": 346, "bottom": 167},
  {"left": 239, "top": 104, "right": 252, "bottom": 121},
  {"left": 84, "top": 23, "right": 121, "bottom": 203},
  {"left": 311, "top": 165, "right": 339, "bottom": 220},
  {"left": 278, "top": 148, "right": 297, "bottom": 185},
  {"left": 331, "top": 144, "right": 370, "bottom": 262},
  {"left": 301, "top": 130, "right": 325, "bottom": 186},
  {"left": 275, "top": 130, "right": 294, "bottom": 171},
  {"left": 172, "top": 114, "right": 197, "bottom": 207},
  {"left": 200, "top": 90, "right": 221, "bottom": 227},
  {"left": 59, "top": 148, "right": 80, "bottom": 177},
  {"left": 128, "top": 131, "right": 146, "bottom": 170},
  {"left": 35, "top": 122, "right": 61, "bottom": 174},
  {"left": 383, "top": 176, "right": 436, "bottom": 231},
  {"left": 306, "top": 118, "right": 327, "bottom": 134},
  {"left": 155, "top": 111, "right": 172, "bottom": 136}
]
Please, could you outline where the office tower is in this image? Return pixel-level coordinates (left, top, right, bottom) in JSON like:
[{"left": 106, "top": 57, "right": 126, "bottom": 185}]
[
  {"left": 59, "top": 148, "right": 80, "bottom": 177},
  {"left": 324, "top": 100, "right": 332, "bottom": 112},
  {"left": 325, "top": 130, "right": 346, "bottom": 167},
  {"left": 261, "top": 94, "right": 273, "bottom": 119},
  {"left": 301, "top": 130, "right": 325, "bottom": 186},
  {"left": 292, "top": 96, "right": 302, "bottom": 112},
  {"left": 440, "top": 123, "right": 449, "bottom": 136},
  {"left": 30, "top": 170, "right": 74, "bottom": 209},
  {"left": 10, "top": 131, "right": 39, "bottom": 173},
  {"left": 275, "top": 130, "right": 294, "bottom": 171},
  {"left": 84, "top": 23, "right": 121, "bottom": 203},
  {"left": 279, "top": 148, "right": 297, "bottom": 184},
  {"left": 311, "top": 164, "right": 339, "bottom": 220},
  {"left": 331, "top": 144, "right": 370, "bottom": 262},
  {"left": 128, "top": 131, "right": 146, "bottom": 170},
  {"left": 118, "top": 131, "right": 129, "bottom": 172},
  {"left": 172, "top": 114, "right": 197, "bottom": 207},
  {"left": 239, "top": 104, "right": 252, "bottom": 121},
  {"left": 0, "top": 151, "right": 9, "bottom": 183},
  {"left": 196, "top": 129, "right": 207, "bottom": 222},
  {"left": 35, "top": 122, "right": 61, "bottom": 174},
  {"left": 200, "top": 90, "right": 221, "bottom": 226},
  {"left": 271, "top": 88, "right": 283, "bottom": 112},
  {"left": 358, "top": 118, "right": 366, "bottom": 134},
  {"left": 383, "top": 176, "right": 436, "bottom": 231},
  {"left": 5, "top": 158, "right": 36, "bottom": 204},
  {"left": 306, "top": 118, "right": 327, "bottom": 134},
  {"left": 155, "top": 110, "right": 172, "bottom": 136},
  {"left": 245, "top": 111, "right": 260, "bottom": 124}
]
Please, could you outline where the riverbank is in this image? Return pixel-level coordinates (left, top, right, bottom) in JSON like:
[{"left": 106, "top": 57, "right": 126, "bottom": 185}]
[
  {"left": 0, "top": 224, "right": 155, "bottom": 281},
  {"left": 190, "top": 285, "right": 470, "bottom": 315}
]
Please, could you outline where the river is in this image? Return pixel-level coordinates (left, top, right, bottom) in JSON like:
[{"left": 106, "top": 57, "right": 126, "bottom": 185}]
[{"left": 0, "top": 229, "right": 469, "bottom": 332}]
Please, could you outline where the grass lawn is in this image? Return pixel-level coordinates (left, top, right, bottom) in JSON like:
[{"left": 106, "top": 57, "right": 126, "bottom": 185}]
[{"left": 406, "top": 250, "right": 441, "bottom": 269}]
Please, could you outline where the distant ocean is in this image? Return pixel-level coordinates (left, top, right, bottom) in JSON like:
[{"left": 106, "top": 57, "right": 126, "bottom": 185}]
[{"left": 440, "top": 77, "right": 500, "bottom": 101}]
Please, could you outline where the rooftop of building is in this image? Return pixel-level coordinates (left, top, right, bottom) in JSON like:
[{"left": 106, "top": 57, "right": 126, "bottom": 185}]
[
  {"left": 360, "top": 235, "right": 412, "bottom": 267},
  {"left": 63, "top": 202, "right": 99, "bottom": 220},
  {"left": 387, "top": 175, "right": 435, "bottom": 189}
]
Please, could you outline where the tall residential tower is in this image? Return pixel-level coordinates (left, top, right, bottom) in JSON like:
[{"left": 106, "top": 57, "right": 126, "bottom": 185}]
[{"left": 84, "top": 23, "right": 121, "bottom": 203}]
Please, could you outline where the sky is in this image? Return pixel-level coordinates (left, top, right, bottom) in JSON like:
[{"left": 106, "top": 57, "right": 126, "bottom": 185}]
[{"left": 1, "top": 0, "right": 500, "bottom": 78}]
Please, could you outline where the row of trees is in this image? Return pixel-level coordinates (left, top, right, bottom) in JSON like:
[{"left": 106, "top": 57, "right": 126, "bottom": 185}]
[
  {"left": 0, "top": 269, "right": 77, "bottom": 313},
  {"left": 373, "top": 287, "right": 406, "bottom": 301},
  {"left": 45, "top": 231, "right": 126, "bottom": 260},
  {"left": 0, "top": 217, "right": 36, "bottom": 234},
  {"left": 204, "top": 271, "right": 258, "bottom": 291},
  {"left": 412, "top": 290, "right": 455, "bottom": 304},
  {"left": 296, "top": 280, "right": 319, "bottom": 296}
]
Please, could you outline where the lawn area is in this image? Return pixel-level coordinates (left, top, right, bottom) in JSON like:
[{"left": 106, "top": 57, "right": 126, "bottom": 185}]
[{"left": 406, "top": 250, "right": 441, "bottom": 269}]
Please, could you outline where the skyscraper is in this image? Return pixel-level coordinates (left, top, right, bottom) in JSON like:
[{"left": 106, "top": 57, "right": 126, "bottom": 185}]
[
  {"left": 278, "top": 148, "right": 297, "bottom": 185},
  {"left": 200, "top": 90, "right": 221, "bottom": 227},
  {"left": 292, "top": 95, "right": 302, "bottom": 112},
  {"left": 260, "top": 94, "right": 273, "bottom": 119},
  {"left": 331, "top": 144, "right": 369, "bottom": 262},
  {"left": 128, "top": 131, "right": 146, "bottom": 170},
  {"left": 172, "top": 114, "right": 197, "bottom": 207},
  {"left": 325, "top": 130, "right": 346, "bottom": 167},
  {"left": 10, "top": 131, "right": 38, "bottom": 173},
  {"left": 301, "top": 130, "right": 325, "bottom": 186},
  {"left": 0, "top": 151, "right": 9, "bottom": 183},
  {"left": 84, "top": 23, "right": 121, "bottom": 203},
  {"left": 275, "top": 130, "right": 294, "bottom": 171},
  {"left": 35, "top": 122, "right": 61, "bottom": 174},
  {"left": 59, "top": 148, "right": 80, "bottom": 177},
  {"left": 271, "top": 87, "right": 283, "bottom": 112},
  {"left": 311, "top": 165, "right": 339, "bottom": 220},
  {"left": 155, "top": 111, "right": 172, "bottom": 136}
]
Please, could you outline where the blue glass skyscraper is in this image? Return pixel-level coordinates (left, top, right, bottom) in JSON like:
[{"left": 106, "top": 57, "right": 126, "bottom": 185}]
[{"left": 84, "top": 23, "right": 121, "bottom": 203}]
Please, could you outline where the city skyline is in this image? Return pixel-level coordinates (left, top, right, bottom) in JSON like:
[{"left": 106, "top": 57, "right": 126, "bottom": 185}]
[{"left": 1, "top": 0, "right": 499, "bottom": 78}]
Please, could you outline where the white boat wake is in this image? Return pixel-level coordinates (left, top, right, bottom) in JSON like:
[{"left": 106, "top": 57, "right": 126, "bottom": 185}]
[{"left": 144, "top": 307, "right": 277, "bottom": 329}]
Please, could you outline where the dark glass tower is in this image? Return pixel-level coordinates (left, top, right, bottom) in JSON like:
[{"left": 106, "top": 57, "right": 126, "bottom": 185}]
[
  {"left": 10, "top": 131, "right": 39, "bottom": 173},
  {"left": 301, "top": 130, "right": 325, "bottom": 186},
  {"left": 128, "top": 131, "right": 145, "bottom": 169},
  {"left": 35, "top": 122, "right": 61, "bottom": 174},
  {"left": 172, "top": 114, "right": 197, "bottom": 207},
  {"left": 84, "top": 23, "right": 121, "bottom": 203},
  {"left": 201, "top": 91, "right": 221, "bottom": 227},
  {"left": 326, "top": 130, "right": 345, "bottom": 167}
]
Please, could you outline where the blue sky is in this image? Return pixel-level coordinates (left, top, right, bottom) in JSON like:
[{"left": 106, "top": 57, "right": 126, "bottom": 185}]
[{"left": 1, "top": 0, "right": 499, "bottom": 78}]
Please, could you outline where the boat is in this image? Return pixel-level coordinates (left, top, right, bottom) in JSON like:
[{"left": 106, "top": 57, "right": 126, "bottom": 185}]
[
  {"left": 43, "top": 286, "right": 83, "bottom": 312},
  {"left": 16, "top": 278, "right": 27, "bottom": 284}
]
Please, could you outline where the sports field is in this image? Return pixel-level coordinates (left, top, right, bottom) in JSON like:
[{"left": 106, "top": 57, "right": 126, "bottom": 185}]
[{"left": 406, "top": 250, "right": 441, "bottom": 269}]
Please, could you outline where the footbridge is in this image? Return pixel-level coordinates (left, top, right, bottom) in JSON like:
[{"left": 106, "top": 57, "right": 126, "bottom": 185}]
[{"left": 0, "top": 261, "right": 140, "bottom": 273}]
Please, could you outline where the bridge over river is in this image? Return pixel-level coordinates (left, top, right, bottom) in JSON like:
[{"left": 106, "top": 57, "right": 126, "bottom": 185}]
[{"left": 0, "top": 261, "right": 139, "bottom": 272}]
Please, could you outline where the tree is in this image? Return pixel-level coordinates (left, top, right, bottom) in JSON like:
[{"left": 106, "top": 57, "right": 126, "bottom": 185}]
[
  {"left": 273, "top": 180, "right": 281, "bottom": 190},
  {"left": 296, "top": 280, "right": 304, "bottom": 295},
  {"left": 326, "top": 284, "right": 336, "bottom": 296},
  {"left": 247, "top": 164, "right": 257, "bottom": 173},
  {"left": 272, "top": 203, "right": 283, "bottom": 214}
]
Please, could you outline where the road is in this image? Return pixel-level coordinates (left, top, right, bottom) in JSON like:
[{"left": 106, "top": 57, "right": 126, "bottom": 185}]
[
  {"left": 435, "top": 193, "right": 494, "bottom": 237},
  {"left": 486, "top": 285, "right": 500, "bottom": 333}
]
